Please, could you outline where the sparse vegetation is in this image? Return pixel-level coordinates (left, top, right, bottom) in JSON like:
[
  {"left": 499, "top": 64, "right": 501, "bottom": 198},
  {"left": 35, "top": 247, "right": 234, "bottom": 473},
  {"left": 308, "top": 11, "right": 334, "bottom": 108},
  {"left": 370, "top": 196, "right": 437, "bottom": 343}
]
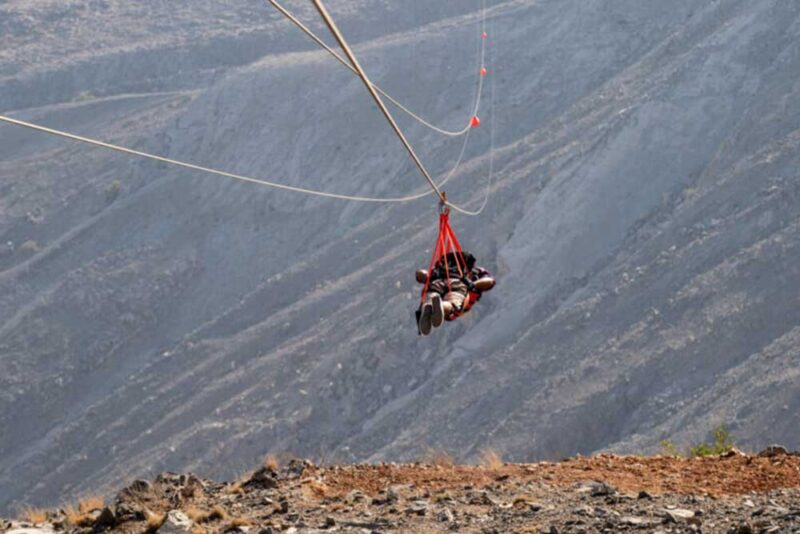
[
  {"left": 690, "top": 424, "right": 735, "bottom": 457},
  {"left": 224, "top": 477, "right": 246, "bottom": 495},
  {"left": 422, "top": 448, "right": 455, "bottom": 468},
  {"left": 184, "top": 506, "right": 206, "bottom": 522},
  {"left": 302, "top": 479, "right": 332, "bottom": 499},
  {"left": 660, "top": 439, "right": 680, "bottom": 457},
  {"left": 228, "top": 516, "right": 253, "bottom": 528},
  {"left": 263, "top": 454, "right": 280, "bottom": 471},
  {"left": 479, "top": 448, "right": 504, "bottom": 469},
  {"left": 144, "top": 510, "right": 165, "bottom": 531},
  {"left": 78, "top": 496, "right": 104, "bottom": 514},
  {"left": 74, "top": 90, "right": 96, "bottom": 102},
  {"left": 682, "top": 186, "right": 699, "bottom": 201},
  {"left": 660, "top": 425, "right": 736, "bottom": 458},
  {"left": 105, "top": 180, "right": 121, "bottom": 203},
  {"left": 18, "top": 240, "right": 40, "bottom": 255},
  {"left": 209, "top": 505, "right": 229, "bottom": 522},
  {"left": 20, "top": 506, "right": 49, "bottom": 524},
  {"left": 183, "top": 504, "right": 229, "bottom": 524},
  {"left": 63, "top": 504, "right": 94, "bottom": 527}
]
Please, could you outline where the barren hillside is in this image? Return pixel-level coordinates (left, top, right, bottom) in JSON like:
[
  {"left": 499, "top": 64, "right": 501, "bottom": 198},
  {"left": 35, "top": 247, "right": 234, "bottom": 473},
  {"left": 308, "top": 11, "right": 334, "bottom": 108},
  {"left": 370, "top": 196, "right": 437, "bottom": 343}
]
[{"left": 2, "top": 0, "right": 800, "bottom": 515}]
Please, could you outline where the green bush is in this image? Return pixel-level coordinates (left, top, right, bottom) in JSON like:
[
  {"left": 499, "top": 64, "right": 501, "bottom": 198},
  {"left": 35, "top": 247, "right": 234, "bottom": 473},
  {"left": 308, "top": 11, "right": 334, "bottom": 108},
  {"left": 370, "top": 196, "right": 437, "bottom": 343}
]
[
  {"left": 659, "top": 425, "right": 735, "bottom": 458},
  {"left": 660, "top": 439, "right": 680, "bottom": 457},
  {"left": 690, "top": 424, "right": 734, "bottom": 457}
]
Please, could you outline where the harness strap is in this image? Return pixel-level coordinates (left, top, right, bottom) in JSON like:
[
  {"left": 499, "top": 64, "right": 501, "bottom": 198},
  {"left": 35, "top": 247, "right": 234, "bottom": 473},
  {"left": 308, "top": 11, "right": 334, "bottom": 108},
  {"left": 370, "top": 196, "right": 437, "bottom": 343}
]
[{"left": 420, "top": 209, "right": 469, "bottom": 306}]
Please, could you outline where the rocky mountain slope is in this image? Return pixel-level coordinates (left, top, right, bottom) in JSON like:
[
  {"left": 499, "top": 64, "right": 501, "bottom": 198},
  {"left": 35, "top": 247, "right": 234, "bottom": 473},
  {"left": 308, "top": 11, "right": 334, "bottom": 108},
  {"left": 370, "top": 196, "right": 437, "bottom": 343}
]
[
  {"left": 2, "top": 0, "right": 800, "bottom": 514},
  {"left": 4, "top": 450, "right": 800, "bottom": 533}
]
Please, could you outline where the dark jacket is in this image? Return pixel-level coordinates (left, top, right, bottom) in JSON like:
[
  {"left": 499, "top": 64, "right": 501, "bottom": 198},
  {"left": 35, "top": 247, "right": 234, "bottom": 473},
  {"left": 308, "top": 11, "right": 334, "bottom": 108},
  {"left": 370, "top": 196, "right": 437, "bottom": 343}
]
[{"left": 430, "top": 251, "right": 491, "bottom": 293}]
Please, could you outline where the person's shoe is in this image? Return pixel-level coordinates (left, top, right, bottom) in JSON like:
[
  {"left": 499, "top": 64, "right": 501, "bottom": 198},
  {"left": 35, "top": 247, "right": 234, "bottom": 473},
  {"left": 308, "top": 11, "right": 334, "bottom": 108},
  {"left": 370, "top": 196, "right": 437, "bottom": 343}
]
[
  {"left": 431, "top": 294, "right": 445, "bottom": 327},
  {"left": 419, "top": 303, "right": 433, "bottom": 335}
]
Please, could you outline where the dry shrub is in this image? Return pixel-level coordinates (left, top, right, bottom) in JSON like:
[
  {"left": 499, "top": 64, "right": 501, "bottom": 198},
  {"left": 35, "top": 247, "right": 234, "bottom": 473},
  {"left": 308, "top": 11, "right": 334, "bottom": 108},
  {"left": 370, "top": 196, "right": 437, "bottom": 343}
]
[
  {"left": 21, "top": 507, "right": 48, "bottom": 524},
  {"left": 78, "top": 496, "right": 104, "bottom": 513},
  {"left": 223, "top": 479, "right": 245, "bottom": 495},
  {"left": 209, "top": 505, "right": 229, "bottom": 522},
  {"left": 183, "top": 505, "right": 227, "bottom": 524},
  {"left": 63, "top": 505, "right": 94, "bottom": 527},
  {"left": 228, "top": 517, "right": 253, "bottom": 528},
  {"left": 145, "top": 510, "right": 166, "bottom": 531},
  {"left": 302, "top": 479, "right": 332, "bottom": 499},
  {"left": 185, "top": 506, "right": 212, "bottom": 523},
  {"left": 181, "top": 484, "right": 202, "bottom": 501},
  {"left": 479, "top": 448, "right": 504, "bottom": 470},
  {"left": 263, "top": 454, "right": 280, "bottom": 471},
  {"left": 422, "top": 448, "right": 456, "bottom": 468}
]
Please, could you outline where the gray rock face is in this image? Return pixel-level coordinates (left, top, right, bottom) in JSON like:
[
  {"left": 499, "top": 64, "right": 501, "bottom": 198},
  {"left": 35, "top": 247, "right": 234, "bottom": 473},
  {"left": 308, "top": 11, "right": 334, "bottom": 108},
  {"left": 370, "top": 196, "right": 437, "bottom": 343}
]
[{"left": 2, "top": 0, "right": 800, "bottom": 515}]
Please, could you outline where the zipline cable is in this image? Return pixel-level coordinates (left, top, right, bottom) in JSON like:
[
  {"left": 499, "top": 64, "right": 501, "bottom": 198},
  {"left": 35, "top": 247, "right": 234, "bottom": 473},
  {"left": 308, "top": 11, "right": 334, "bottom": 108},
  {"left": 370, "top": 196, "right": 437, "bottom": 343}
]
[
  {"left": 310, "top": 0, "right": 445, "bottom": 202},
  {"left": 268, "top": 0, "right": 486, "bottom": 137},
  {"left": 0, "top": 4, "right": 494, "bottom": 215},
  {"left": 0, "top": 112, "right": 489, "bottom": 210},
  {"left": 0, "top": 114, "right": 433, "bottom": 203}
]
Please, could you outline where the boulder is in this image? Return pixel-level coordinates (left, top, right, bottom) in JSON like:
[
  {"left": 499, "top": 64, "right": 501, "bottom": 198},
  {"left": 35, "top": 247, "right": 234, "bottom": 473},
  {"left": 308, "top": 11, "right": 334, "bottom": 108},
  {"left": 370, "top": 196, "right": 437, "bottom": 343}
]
[
  {"left": 128, "top": 479, "right": 152, "bottom": 493},
  {"left": 157, "top": 511, "right": 193, "bottom": 534},
  {"left": 758, "top": 445, "right": 790, "bottom": 458},
  {"left": 436, "top": 508, "right": 454, "bottom": 522},
  {"left": 94, "top": 507, "right": 116, "bottom": 528},
  {"left": 663, "top": 508, "right": 696, "bottom": 523},
  {"left": 246, "top": 467, "right": 278, "bottom": 489}
]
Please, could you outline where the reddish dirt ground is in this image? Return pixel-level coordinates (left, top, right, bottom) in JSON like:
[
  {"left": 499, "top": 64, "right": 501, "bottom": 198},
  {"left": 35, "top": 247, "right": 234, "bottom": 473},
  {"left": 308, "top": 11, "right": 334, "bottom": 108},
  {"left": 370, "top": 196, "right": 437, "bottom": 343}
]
[{"left": 315, "top": 452, "right": 800, "bottom": 498}]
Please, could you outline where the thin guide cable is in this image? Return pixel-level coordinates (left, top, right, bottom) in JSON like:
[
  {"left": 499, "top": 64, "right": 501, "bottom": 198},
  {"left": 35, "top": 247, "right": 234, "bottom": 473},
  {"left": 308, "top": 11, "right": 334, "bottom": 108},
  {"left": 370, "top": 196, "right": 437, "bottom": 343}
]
[{"left": 268, "top": 0, "right": 486, "bottom": 137}]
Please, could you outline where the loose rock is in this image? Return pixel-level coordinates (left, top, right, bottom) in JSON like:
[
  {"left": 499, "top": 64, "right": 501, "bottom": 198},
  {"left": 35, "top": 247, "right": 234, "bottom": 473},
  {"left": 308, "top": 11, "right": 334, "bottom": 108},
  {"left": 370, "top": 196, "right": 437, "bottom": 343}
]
[{"left": 157, "top": 511, "right": 193, "bottom": 534}]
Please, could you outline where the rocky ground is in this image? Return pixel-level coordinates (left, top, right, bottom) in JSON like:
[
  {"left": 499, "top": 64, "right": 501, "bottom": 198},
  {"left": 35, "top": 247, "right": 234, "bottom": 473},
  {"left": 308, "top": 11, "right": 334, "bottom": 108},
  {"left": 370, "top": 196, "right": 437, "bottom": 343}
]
[{"left": 4, "top": 448, "right": 800, "bottom": 534}]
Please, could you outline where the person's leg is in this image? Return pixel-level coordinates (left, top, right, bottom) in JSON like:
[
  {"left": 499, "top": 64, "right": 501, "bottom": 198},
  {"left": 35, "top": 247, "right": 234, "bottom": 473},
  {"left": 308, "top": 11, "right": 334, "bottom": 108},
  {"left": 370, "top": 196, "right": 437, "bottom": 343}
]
[
  {"left": 443, "top": 280, "right": 468, "bottom": 317},
  {"left": 420, "top": 280, "right": 446, "bottom": 333},
  {"left": 427, "top": 280, "right": 448, "bottom": 327}
]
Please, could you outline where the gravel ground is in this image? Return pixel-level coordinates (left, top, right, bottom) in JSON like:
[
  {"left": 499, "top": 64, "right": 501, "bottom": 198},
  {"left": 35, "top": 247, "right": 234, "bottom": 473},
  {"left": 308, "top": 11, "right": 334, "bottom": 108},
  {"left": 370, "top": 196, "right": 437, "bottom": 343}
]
[{"left": 4, "top": 450, "right": 800, "bottom": 533}]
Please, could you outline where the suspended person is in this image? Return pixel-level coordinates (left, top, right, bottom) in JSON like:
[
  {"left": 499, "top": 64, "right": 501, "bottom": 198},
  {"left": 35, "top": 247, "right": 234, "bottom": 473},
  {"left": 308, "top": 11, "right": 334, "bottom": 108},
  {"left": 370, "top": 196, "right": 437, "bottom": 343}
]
[{"left": 415, "top": 251, "right": 495, "bottom": 335}]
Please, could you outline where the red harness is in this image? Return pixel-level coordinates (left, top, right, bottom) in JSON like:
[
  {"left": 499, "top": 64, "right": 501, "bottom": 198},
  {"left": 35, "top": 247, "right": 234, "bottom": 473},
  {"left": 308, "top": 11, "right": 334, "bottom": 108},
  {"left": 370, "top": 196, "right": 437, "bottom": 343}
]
[
  {"left": 420, "top": 209, "right": 472, "bottom": 319},
  {"left": 445, "top": 289, "right": 482, "bottom": 321}
]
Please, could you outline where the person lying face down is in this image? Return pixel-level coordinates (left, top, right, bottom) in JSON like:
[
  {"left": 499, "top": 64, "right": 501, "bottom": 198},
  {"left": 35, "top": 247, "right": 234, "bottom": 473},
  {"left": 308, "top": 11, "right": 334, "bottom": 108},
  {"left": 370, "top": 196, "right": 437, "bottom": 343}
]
[{"left": 415, "top": 251, "right": 496, "bottom": 336}]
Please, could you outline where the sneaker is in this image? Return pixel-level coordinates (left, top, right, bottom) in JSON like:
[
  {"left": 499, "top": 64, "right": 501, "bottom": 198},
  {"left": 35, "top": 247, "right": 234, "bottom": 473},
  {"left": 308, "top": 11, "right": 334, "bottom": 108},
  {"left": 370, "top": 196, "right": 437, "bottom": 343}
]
[
  {"left": 431, "top": 294, "right": 444, "bottom": 327},
  {"left": 419, "top": 303, "right": 433, "bottom": 335}
]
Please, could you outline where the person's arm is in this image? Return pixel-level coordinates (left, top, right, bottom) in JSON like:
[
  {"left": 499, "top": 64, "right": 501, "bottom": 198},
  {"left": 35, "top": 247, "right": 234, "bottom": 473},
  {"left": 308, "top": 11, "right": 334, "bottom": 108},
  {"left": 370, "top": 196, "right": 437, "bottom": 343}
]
[{"left": 472, "top": 267, "right": 495, "bottom": 292}]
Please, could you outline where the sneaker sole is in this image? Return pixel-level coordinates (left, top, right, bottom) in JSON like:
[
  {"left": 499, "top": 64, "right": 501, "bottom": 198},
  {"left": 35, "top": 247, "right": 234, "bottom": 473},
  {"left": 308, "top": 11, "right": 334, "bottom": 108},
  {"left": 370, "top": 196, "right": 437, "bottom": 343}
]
[
  {"left": 431, "top": 294, "right": 444, "bottom": 327},
  {"left": 419, "top": 304, "right": 433, "bottom": 335}
]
